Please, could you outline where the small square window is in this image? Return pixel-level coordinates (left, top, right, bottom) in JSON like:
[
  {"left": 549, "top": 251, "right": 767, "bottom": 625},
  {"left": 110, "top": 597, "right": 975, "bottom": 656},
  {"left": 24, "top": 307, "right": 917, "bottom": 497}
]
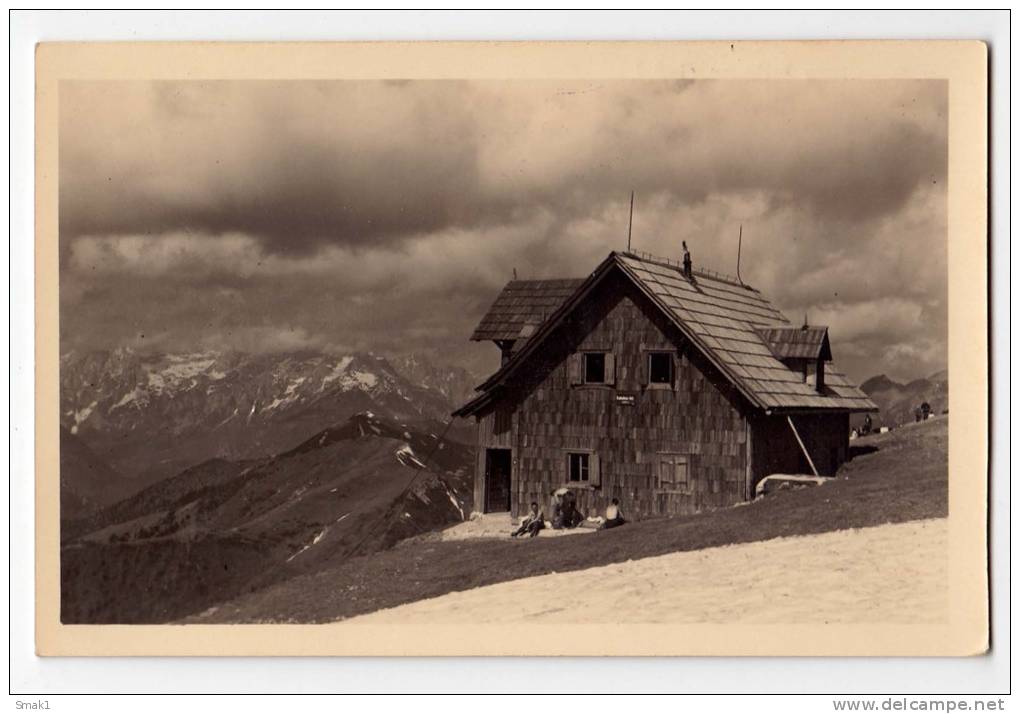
[
  {"left": 583, "top": 353, "right": 606, "bottom": 384},
  {"left": 568, "top": 452, "right": 590, "bottom": 482},
  {"left": 648, "top": 352, "right": 673, "bottom": 384}
]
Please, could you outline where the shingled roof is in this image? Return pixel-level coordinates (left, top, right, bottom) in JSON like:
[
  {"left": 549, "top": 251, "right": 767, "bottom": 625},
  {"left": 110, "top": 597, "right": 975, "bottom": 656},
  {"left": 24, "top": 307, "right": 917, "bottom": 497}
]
[
  {"left": 456, "top": 251, "right": 876, "bottom": 416},
  {"left": 756, "top": 325, "right": 833, "bottom": 361},
  {"left": 470, "top": 279, "right": 584, "bottom": 343},
  {"left": 615, "top": 253, "right": 873, "bottom": 411}
]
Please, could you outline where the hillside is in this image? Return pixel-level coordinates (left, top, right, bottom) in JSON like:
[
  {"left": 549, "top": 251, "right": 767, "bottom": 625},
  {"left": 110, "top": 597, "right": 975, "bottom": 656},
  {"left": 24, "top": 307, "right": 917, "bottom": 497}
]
[
  {"left": 60, "top": 348, "right": 475, "bottom": 491},
  {"left": 191, "top": 416, "right": 949, "bottom": 624},
  {"left": 347, "top": 519, "right": 947, "bottom": 626},
  {"left": 60, "top": 412, "right": 474, "bottom": 624},
  {"left": 860, "top": 370, "right": 948, "bottom": 428},
  {"left": 59, "top": 426, "right": 132, "bottom": 519}
]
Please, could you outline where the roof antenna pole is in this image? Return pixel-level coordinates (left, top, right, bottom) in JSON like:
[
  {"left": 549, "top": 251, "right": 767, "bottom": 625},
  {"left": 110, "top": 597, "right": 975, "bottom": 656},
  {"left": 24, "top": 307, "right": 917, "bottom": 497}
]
[
  {"left": 736, "top": 224, "right": 743, "bottom": 285},
  {"left": 627, "top": 190, "right": 634, "bottom": 252}
]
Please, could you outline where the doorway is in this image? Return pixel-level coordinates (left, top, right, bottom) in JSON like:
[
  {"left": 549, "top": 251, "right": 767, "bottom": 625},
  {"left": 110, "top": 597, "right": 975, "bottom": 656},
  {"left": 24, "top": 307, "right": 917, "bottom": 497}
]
[{"left": 484, "top": 448, "right": 512, "bottom": 513}]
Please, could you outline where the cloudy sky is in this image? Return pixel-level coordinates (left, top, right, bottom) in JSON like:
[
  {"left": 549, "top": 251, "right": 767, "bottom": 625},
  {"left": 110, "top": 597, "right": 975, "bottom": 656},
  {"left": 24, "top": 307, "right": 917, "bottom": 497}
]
[{"left": 60, "top": 79, "right": 947, "bottom": 383}]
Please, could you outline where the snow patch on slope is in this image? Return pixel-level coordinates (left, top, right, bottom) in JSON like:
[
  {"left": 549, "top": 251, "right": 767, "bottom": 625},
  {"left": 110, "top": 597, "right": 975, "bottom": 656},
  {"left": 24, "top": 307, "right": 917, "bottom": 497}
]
[
  {"left": 346, "top": 519, "right": 948, "bottom": 625},
  {"left": 395, "top": 443, "right": 426, "bottom": 469},
  {"left": 265, "top": 377, "right": 307, "bottom": 411},
  {"left": 319, "top": 356, "right": 354, "bottom": 390},
  {"left": 146, "top": 354, "right": 220, "bottom": 393},
  {"left": 110, "top": 387, "right": 147, "bottom": 412},
  {"left": 446, "top": 486, "right": 465, "bottom": 521},
  {"left": 347, "top": 370, "right": 378, "bottom": 390},
  {"left": 73, "top": 401, "right": 98, "bottom": 426},
  {"left": 286, "top": 526, "right": 330, "bottom": 562}
]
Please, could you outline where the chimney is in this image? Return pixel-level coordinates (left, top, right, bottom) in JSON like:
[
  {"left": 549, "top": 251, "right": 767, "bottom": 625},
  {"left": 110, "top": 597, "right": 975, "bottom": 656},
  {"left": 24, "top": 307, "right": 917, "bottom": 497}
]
[
  {"left": 682, "top": 241, "right": 692, "bottom": 279},
  {"left": 496, "top": 340, "right": 514, "bottom": 366}
]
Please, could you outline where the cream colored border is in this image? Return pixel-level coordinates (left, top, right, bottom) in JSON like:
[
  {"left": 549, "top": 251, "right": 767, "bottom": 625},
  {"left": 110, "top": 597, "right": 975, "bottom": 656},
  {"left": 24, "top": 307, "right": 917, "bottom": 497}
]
[{"left": 35, "top": 41, "right": 988, "bottom": 657}]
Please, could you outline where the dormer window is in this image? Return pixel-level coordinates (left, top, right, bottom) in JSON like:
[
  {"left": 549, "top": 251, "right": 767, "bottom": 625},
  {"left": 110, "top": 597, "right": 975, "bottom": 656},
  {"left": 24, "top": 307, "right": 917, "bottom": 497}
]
[
  {"left": 802, "top": 360, "right": 825, "bottom": 392},
  {"left": 756, "top": 325, "right": 832, "bottom": 395}
]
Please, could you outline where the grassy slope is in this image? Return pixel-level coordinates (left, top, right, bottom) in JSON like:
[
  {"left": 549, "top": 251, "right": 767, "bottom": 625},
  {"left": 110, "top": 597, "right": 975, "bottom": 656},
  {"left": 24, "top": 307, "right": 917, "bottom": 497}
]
[{"left": 193, "top": 416, "right": 948, "bottom": 624}]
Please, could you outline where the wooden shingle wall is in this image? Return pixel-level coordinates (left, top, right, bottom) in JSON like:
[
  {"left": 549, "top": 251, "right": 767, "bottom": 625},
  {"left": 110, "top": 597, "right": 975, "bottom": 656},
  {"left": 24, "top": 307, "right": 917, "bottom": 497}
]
[
  {"left": 749, "top": 412, "right": 851, "bottom": 485},
  {"left": 483, "top": 271, "right": 751, "bottom": 520},
  {"left": 474, "top": 405, "right": 515, "bottom": 514}
]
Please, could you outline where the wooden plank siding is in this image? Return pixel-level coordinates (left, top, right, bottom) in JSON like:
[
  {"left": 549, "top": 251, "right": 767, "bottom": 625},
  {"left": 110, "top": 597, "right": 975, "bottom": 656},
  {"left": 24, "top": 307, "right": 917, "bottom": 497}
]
[
  {"left": 474, "top": 406, "right": 515, "bottom": 514},
  {"left": 748, "top": 412, "right": 851, "bottom": 486},
  {"left": 474, "top": 271, "right": 753, "bottom": 520}
]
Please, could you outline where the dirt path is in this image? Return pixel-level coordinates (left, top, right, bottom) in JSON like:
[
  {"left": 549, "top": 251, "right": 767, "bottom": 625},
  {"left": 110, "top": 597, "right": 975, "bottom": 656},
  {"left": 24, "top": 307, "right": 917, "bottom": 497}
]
[{"left": 347, "top": 519, "right": 946, "bottom": 624}]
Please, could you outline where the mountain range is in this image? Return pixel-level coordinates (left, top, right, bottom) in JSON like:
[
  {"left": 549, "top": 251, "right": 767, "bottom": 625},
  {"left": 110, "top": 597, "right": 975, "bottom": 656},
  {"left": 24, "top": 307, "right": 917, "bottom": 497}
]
[
  {"left": 60, "top": 348, "right": 478, "bottom": 500},
  {"left": 59, "top": 348, "right": 480, "bottom": 623},
  {"left": 859, "top": 370, "right": 949, "bottom": 427},
  {"left": 56, "top": 345, "right": 947, "bottom": 623}
]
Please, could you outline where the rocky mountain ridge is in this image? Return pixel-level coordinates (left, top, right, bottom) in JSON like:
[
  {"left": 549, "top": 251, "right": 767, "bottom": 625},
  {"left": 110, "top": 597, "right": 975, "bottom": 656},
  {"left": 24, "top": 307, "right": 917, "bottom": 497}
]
[
  {"left": 60, "top": 348, "right": 477, "bottom": 491},
  {"left": 859, "top": 369, "right": 948, "bottom": 427},
  {"left": 61, "top": 411, "right": 474, "bottom": 623}
]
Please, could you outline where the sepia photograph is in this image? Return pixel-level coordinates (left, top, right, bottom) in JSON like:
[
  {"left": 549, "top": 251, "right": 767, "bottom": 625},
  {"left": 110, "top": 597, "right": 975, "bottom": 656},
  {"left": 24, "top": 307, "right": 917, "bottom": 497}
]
[
  {"left": 30, "top": 39, "right": 989, "bottom": 661},
  {"left": 56, "top": 74, "right": 953, "bottom": 625}
]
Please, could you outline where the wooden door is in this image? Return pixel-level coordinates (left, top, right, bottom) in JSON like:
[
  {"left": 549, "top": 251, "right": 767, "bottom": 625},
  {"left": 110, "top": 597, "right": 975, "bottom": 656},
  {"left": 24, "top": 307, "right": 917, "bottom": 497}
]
[{"left": 484, "top": 448, "right": 512, "bottom": 513}]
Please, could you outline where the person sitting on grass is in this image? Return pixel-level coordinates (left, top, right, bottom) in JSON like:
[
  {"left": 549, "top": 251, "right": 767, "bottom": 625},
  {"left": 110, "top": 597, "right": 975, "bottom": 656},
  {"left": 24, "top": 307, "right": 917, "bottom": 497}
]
[
  {"left": 548, "top": 489, "right": 563, "bottom": 529},
  {"left": 601, "top": 498, "right": 626, "bottom": 530},
  {"left": 558, "top": 491, "right": 585, "bottom": 529},
  {"left": 511, "top": 502, "right": 545, "bottom": 538}
]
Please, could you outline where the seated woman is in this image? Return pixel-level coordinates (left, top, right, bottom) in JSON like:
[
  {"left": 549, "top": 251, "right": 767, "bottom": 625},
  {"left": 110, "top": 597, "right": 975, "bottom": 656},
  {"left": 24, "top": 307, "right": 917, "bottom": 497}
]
[
  {"left": 601, "top": 498, "right": 626, "bottom": 529},
  {"left": 511, "top": 502, "right": 545, "bottom": 538}
]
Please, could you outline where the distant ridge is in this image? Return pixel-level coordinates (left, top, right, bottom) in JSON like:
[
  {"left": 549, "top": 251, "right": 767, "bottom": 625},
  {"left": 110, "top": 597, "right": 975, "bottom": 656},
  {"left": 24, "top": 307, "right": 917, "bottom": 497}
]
[
  {"left": 61, "top": 410, "right": 474, "bottom": 624},
  {"left": 859, "top": 370, "right": 948, "bottom": 427},
  {"left": 60, "top": 348, "right": 477, "bottom": 491}
]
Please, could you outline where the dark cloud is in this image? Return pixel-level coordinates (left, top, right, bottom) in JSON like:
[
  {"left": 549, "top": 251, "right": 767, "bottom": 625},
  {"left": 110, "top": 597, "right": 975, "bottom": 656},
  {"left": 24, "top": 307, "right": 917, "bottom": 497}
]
[
  {"left": 59, "top": 79, "right": 948, "bottom": 383},
  {"left": 60, "top": 80, "right": 945, "bottom": 252},
  {"left": 60, "top": 81, "right": 515, "bottom": 255}
]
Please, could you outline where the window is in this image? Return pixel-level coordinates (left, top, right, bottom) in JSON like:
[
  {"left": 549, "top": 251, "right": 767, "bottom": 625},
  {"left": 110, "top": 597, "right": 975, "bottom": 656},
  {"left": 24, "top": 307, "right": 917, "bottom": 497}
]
[
  {"left": 657, "top": 453, "right": 690, "bottom": 492},
  {"left": 648, "top": 352, "right": 673, "bottom": 385},
  {"left": 568, "top": 452, "right": 590, "bottom": 482},
  {"left": 798, "top": 360, "right": 825, "bottom": 393},
  {"left": 565, "top": 451, "right": 601, "bottom": 486},
  {"left": 584, "top": 352, "right": 606, "bottom": 384},
  {"left": 569, "top": 352, "right": 614, "bottom": 387}
]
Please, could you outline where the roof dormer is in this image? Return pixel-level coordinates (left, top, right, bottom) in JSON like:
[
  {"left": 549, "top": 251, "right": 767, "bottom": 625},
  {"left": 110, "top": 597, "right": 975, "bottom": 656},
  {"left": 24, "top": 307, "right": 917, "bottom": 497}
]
[{"left": 756, "top": 325, "right": 832, "bottom": 393}]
